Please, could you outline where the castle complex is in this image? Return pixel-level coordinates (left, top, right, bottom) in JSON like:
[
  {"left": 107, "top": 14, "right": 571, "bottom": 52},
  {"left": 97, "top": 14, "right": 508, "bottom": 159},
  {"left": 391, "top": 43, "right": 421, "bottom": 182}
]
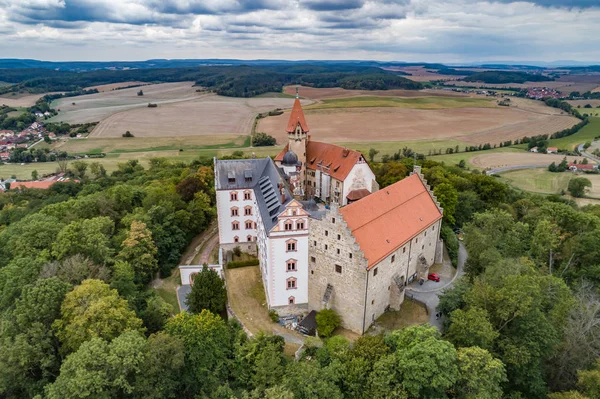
[{"left": 215, "top": 96, "right": 443, "bottom": 334}]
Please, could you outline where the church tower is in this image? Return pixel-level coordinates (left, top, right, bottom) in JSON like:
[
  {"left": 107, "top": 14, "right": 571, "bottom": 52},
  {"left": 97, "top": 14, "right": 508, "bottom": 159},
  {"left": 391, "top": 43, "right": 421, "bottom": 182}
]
[{"left": 284, "top": 89, "right": 309, "bottom": 193}]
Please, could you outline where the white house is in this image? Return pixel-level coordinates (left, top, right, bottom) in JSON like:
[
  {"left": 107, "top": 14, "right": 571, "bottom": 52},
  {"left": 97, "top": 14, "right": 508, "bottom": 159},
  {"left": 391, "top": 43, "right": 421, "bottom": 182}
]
[
  {"left": 547, "top": 147, "right": 558, "bottom": 154},
  {"left": 215, "top": 157, "right": 313, "bottom": 312}
]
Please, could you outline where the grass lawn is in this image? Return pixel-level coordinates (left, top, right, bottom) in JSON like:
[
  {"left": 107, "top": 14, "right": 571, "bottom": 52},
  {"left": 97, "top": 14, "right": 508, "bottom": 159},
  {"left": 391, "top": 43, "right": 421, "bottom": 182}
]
[
  {"left": 549, "top": 117, "right": 600, "bottom": 150},
  {"left": 427, "top": 147, "right": 523, "bottom": 168},
  {"left": 224, "top": 266, "right": 271, "bottom": 335},
  {"left": 369, "top": 299, "right": 429, "bottom": 333},
  {"left": 342, "top": 139, "right": 466, "bottom": 161},
  {"left": 309, "top": 96, "right": 495, "bottom": 110},
  {"left": 498, "top": 168, "right": 574, "bottom": 194},
  {"left": 154, "top": 269, "right": 181, "bottom": 315}
]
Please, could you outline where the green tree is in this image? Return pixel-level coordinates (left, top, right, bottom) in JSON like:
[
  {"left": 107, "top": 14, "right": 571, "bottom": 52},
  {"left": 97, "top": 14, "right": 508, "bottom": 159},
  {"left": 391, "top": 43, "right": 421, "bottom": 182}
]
[
  {"left": 316, "top": 308, "right": 341, "bottom": 337},
  {"left": 455, "top": 347, "right": 507, "bottom": 399},
  {"left": 165, "top": 310, "right": 233, "bottom": 397},
  {"left": 45, "top": 331, "right": 147, "bottom": 399},
  {"left": 52, "top": 216, "right": 115, "bottom": 264},
  {"left": 186, "top": 264, "right": 227, "bottom": 316},
  {"left": 53, "top": 279, "right": 145, "bottom": 353},
  {"left": 89, "top": 161, "right": 107, "bottom": 178},
  {"left": 111, "top": 260, "right": 137, "bottom": 298},
  {"left": 368, "top": 148, "right": 379, "bottom": 163},
  {"left": 283, "top": 361, "right": 343, "bottom": 399},
  {"left": 569, "top": 177, "right": 592, "bottom": 198},
  {"left": 434, "top": 182, "right": 459, "bottom": 225},
  {"left": 31, "top": 169, "right": 38, "bottom": 180},
  {"left": 118, "top": 220, "right": 159, "bottom": 285},
  {"left": 446, "top": 308, "right": 498, "bottom": 350},
  {"left": 71, "top": 160, "right": 88, "bottom": 178}
]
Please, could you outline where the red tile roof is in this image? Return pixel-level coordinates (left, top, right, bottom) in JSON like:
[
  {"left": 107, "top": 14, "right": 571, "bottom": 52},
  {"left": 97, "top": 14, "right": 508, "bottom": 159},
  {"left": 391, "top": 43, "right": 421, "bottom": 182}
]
[
  {"left": 339, "top": 174, "right": 443, "bottom": 269},
  {"left": 569, "top": 163, "right": 595, "bottom": 170},
  {"left": 286, "top": 98, "right": 309, "bottom": 133},
  {"left": 10, "top": 181, "right": 56, "bottom": 190},
  {"left": 346, "top": 189, "right": 371, "bottom": 201},
  {"left": 275, "top": 141, "right": 366, "bottom": 181}
]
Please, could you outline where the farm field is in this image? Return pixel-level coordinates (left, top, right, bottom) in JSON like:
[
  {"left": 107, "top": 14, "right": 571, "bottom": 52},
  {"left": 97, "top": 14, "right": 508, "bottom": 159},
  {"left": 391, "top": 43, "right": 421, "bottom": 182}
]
[
  {"left": 443, "top": 78, "right": 600, "bottom": 94},
  {"left": 471, "top": 152, "right": 588, "bottom": 170},
  {"left": 0, "top": 92, "right": 56, "bottom": 107},
  {"left": 308, "top": 96, "right": 494, "bottom": 110},
  {"left": 550, "top": 117, "right": 600, "bottom": 150},
  {"left": 499, "top": 168, "right": 600, "bottom": 199},
  {"left": 381, "top": 66, "right": 466, "bottom": 82},
  {"left": 568, "top": 100, "right": 600, "bottom": 108},
  {"left": 90, "top": 94, "right": 306, "bottom": 138},
  {"left": 258, "top": 103, "right": 580, "bottom": 145},
  {"left": 48, "top": 82, "right": 203, "bottom": 124},
  {"left": 282, "top": 85, "right": 468, "bottom": 99},
  {"left": 85, "top": 81, "right": 150, "bottom": 92}
]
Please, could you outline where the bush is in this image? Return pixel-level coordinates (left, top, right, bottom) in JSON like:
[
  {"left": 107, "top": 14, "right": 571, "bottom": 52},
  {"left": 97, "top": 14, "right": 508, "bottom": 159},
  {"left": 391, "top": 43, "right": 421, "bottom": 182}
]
[
  {"left": 269, "top": 310, "right": 279, "bottom": 323},
  {"left": 316, "top": 309, "right": 341, "bottom": 337},
  {"left": 227, "top": 258, "right": 259, "bottom": 269},
  {"left": 122, "top": 131, "right": 134, "bottom": 138},
  {"left": 253, "top": 132, "right": 276, "bottom": 146},
  {"left": 441, "top": 224, "right": 459, "bottom": 267}
]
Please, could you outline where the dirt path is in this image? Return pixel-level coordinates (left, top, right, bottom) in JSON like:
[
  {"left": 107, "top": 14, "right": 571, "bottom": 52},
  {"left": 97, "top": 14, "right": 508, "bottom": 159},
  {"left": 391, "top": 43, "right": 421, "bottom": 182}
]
[
  {"left": 197, "top": 234, "right": 219, "bottom": 265},
  {"left": 180, "top": 221, "right": 218, "bottom": 265}
]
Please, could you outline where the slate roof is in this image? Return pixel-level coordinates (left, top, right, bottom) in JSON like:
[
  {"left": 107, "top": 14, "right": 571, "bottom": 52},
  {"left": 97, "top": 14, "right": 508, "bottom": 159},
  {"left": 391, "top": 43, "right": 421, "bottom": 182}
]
[
  {"left": 339, "top": 174, "right": 443, "bottom": 269},
  {"left": 215, "top": 157, "right": 293, "bottom": 232}
]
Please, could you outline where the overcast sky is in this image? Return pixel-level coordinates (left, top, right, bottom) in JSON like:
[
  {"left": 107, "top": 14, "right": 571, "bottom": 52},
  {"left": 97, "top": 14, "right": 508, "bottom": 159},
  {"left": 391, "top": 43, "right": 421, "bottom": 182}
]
[{"left": 0, "top": 0, "right": 599, "bottom": 63}]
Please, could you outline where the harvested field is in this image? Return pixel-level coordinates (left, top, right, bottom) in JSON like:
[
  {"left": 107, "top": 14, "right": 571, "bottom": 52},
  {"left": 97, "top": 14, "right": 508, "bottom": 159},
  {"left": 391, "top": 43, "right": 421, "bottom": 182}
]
[
  {"left": 470, "top": 152, "right": 589, "bottom": 170},
  {"left": 259, "top": 106, "right": 579, "bottom": 145},
  {"left": 0, "top": 92, "right": 50, "bottom": 107},
  {"left": 49, "top": 82, "right": 202, "bottom": 124},
  {"left": 309, "top": 96, "right": 494, "bottom": 110},
  {"left": 593, "top": 87, "right": 600, "bottom": 93},
  {"left": 91, "top": 95, "right": 308, "bottom": 137},
  {"left": 499, "top": 168, "right": 600, "bottom": 198},
  {"left": 381, "top": 66, "right": 465, "bottom": 82},
  {"left": 283, "top": 85, "right": 467, "bottom": 100},
  {"left": 568, "top": 100, "right": 600, "bottom": 108},
  {"left": 85, "top": 81, "right": 150, "bottom": 92},
  {"left": 444, "top": 80, "right": 599, "bottom": 94}
]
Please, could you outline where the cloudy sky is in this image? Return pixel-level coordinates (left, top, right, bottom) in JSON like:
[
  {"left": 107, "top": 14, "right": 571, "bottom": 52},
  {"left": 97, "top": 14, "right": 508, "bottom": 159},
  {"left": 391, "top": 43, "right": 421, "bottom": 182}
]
[{"left": 0, "top": 0, "right": 599, "bottom": 63}]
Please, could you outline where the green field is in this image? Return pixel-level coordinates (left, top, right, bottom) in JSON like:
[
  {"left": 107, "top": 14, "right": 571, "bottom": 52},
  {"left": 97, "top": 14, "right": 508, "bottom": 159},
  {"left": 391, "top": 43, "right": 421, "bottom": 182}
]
[
  {"left": 549, "top": 117, "right": 600, "bottom": 150},
  {"left": 498, "top": 168, "right": 574, "bottom": 194},
  {"left": 309, "top": 96, "right": 495, "bottom": 110},
  {"left": 579, "top": 108, "right": 600, "bottom": 117}
]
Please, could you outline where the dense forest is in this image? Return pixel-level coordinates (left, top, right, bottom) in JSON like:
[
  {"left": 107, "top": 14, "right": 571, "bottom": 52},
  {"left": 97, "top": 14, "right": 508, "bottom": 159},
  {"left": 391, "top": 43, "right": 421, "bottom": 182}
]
[
  {"left": 0, "top": 65, "right": 422, "bottom": 98},
  {"left": 463, "top": 71, "right": 554, "bottom": 84},
  {"left": 0, "top": 152, "right": 599, "bottom": 398}
]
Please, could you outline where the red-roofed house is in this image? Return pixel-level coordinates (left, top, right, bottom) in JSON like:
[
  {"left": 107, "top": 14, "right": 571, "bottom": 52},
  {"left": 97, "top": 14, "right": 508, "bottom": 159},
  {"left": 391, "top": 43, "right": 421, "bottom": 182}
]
[
  {"left": 275, "top": 96, "right": 378, "bottom": 205},
  {"left": 569, "top": 163, "right": 598, "bottom": 171},
  {"left": 547, "top": 147, "right": 558, "bottom": 154},
  {"left": 308, "top": 166, "right": 443, "bottom": 334}
]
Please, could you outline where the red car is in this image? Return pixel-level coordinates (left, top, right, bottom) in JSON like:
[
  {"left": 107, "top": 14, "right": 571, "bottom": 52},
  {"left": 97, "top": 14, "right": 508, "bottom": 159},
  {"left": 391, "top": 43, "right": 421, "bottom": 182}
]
[{"left": 428, "top": 273, "right": 440, "bottom": 282}]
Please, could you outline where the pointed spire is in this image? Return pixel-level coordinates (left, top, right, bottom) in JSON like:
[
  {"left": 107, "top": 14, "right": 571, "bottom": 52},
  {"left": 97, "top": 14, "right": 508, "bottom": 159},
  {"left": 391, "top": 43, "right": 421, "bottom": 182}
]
[
  {"left": 296, "top": 86, "right": 299, "bottom": 99},
  {"left": 286, "top": 97, "right": 309, "bottom": 133}
]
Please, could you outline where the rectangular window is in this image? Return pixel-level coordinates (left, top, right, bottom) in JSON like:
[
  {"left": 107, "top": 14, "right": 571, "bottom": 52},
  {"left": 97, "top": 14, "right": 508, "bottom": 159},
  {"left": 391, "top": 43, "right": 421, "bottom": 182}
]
[
  {"left": 349, "top": 253, "right": 353, "bottom": 259},
  {"left": 230, "top": 192, "right": 238, "bottom": 201},
  {"left": 337, "top": 234, "right": 341, "bottom": 240},
  {"left": 433, "top": 225, "right": 435, "bottom": 231},
  {"left": 337, "top": 249, "right": 340, "bottom": 255},
  {"left": 297, "top": 221, "right": 304, "bottom": 230},
  {"left": 332, "top": 218, "right": 336, "bottom": 224},
  {"left": 335, "top": 265, "right": 342, "bottom": 274},
  {"left": 228, "top": 177, "right": 235, "bottom": 184},
  {"left": 314, "top": 241, "right": 317, "bottom": 246},
  {"left": 374, "top": 267, "right": 378, "bottom": 276},
  {"left": 245, "top": 221, "right": 253, "bottom": 229},
  {"left": 285, "top": 222, "right": 293, "bottom": 231},
  {"left": 231, "top": 208, "right": 238, "bottom": 216},
  {"left": 325, "top": 244, "right": 328, "bottom": 250},
  {"left": 415, "top": 238, "right": 418, "bottom": 243},
  {"left": 232, "top": 222, "right": 239, "bottom": 230},
  {"left": 287, "top": 279, "right": 296, "bottom": 289},
  {"left": 424, "top": 231, "right": 427, "bottom": 237},
  {"left": 287, "top": 242, "right": 297, "bottom": 252},
  {"left": 245, "top": 177, "right": 252, "bottom": 183},
  {"left": 311, "top": 256, "right": 316, "bottom": 263},
  {"left": 391, "top": 255, "right": 395, "bottom": 263},
  {"left": 325, "top": 230, "right": 328, "bottom": 236},
  {"left": 403, "top": 247, "right": 406, "bottom": 254},
  {"left": 244, "top": 192, "right": 252, "bottom": 200},
  {"left": 287, "top": 261, "right": 296, "bottom": 272},
  {"left": 244, "top": 208, "right": 252, "bottom": 216},
  {"left": 422, "top": 245, "right": 425, "bottom": 250}
]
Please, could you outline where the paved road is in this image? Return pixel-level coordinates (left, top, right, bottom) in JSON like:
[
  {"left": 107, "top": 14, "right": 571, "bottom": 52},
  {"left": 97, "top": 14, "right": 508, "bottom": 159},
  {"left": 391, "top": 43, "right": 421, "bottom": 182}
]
[
  {"left": 578, "top": 142, "right": 600, "bottom": 163},
  {"left": 406, "top": 242, "right": 467, "bottom": 331}
]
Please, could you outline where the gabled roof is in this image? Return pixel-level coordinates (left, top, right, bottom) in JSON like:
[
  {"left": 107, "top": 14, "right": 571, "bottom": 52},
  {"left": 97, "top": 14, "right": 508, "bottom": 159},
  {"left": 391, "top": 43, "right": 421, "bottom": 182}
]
[
  {"left": 276, "top": 141, "right": 366, "bottom": 182},
  {"left": 286, "top": 98, "right": 309, "bottom": 133},
  {"left": 339, "top": 174, "right": 443, "bottom": 269}
]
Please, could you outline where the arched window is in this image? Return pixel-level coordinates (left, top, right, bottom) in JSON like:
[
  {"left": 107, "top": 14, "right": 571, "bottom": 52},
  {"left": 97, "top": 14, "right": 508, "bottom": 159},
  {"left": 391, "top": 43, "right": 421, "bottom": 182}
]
[
  {"left": 296, "top": 219, "right": 305, "bottom": 230},
  {"left": 288, "top": 296, "right": 295, "bottom": 305},
  {"left": 286, "top": 277, "right": 297, "bottom": 290},
  {"left": 231, "top": 207, "right": 239, "bottom": 216},
  {"left": 286, "top": 239, "right": 297, "bottom": 252},
  {"left": 234, "top": 236, "right": 239, "bottom": 243},
  {"left": 247, "top": 235, "right": 252, "bottom": 242},
  {"left": 286, "top": 259, "right": 297, "bottom": 272},
  {"left": 230, "top": 191, "right": 238, "bottom": 201},
  {"left": 244, "top": 190, "right": 252, "bottom": 200},
  {"left": 189, "top": 273, "right": 197, "bottom": 285},
  {"left": 232, "top": 221, "right": 239, "bottom": 230},
  {"left": 284, "top": 220, "right": 293, "bottom": 231},
  {"left": 244, "top": 206, "right": 252, "bottom": 216}
]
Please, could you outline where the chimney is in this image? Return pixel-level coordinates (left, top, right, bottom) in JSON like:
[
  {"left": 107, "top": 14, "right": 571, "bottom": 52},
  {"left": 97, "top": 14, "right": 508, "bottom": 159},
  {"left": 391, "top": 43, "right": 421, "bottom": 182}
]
[
  {"left": 281, "top": 187, "right": 286, "bottom": 204},
  {"left": 342, "top": 148, "right": 349, "bottom": 157}
]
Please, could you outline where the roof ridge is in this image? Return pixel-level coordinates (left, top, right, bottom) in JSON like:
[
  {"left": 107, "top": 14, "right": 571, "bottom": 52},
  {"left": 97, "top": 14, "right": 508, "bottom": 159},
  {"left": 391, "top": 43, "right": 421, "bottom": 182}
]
[{"left": 347, "top": 186, "right": 429, "bottom": 233}]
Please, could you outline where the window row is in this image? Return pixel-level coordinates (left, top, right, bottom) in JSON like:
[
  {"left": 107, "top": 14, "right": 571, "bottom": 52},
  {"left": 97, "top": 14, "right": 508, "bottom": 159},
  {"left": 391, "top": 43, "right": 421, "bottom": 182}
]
[
  {"left": 233, "top": 235, "right": 257, "bottom": 243},
  {"left": 230, "top": 191, "right": 253, "bottom": 201},
  {"left": 231, "top": 206, "right": 253, "bottom": 216},
  {"left": 283, "top": 219, "right": 305, "bottom": 231},
  {"left": 231, "top": 221, "right": 256, "bottom": 230}
]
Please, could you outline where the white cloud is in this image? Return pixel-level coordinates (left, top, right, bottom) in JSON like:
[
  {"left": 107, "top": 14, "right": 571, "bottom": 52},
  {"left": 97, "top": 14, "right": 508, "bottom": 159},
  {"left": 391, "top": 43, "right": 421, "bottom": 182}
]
[{"left": 0, "top": 0, "right": 598, "bottom": 62}]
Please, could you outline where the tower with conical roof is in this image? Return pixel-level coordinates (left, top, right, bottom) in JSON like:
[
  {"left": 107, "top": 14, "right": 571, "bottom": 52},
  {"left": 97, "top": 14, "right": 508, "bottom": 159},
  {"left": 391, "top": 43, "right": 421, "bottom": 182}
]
[{"left": 286, "top": 88, "right": 309, "bottom": 193}]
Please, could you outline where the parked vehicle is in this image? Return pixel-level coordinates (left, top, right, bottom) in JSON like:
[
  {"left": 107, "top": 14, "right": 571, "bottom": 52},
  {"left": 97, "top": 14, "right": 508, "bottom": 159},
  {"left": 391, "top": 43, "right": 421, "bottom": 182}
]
[{"left": 428, "top": 273, "right": 440, "bottom": 282}]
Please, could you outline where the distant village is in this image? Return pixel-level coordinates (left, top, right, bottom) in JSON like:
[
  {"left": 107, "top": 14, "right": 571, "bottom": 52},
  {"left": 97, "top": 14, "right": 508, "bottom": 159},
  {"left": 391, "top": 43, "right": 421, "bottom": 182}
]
[{"left": 0, "top": 121, "right": 56, "bottom": 162}]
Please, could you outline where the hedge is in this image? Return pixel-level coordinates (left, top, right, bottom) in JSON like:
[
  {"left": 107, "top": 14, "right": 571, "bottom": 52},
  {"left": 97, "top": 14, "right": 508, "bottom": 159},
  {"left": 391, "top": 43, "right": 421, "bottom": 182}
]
[
  {"left": 227, "top": 258, "right": 259, "bottom": 269},
  {"left": 441, "top": 224, "right": 459, "bottom": 267}
]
